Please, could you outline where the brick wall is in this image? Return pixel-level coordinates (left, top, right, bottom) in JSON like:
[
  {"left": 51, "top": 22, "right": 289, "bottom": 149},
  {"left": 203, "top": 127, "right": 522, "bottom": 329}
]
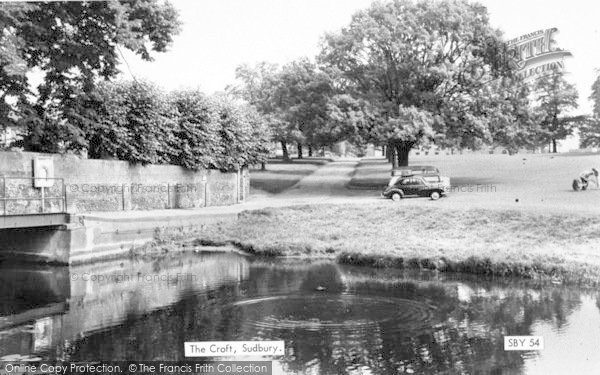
[{"left": 0, "top": 151, "right": 248, "bottom": 213}]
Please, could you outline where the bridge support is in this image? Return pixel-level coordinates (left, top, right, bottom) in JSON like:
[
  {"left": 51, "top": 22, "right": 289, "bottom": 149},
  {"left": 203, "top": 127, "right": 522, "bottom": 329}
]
[
  {"left": 0, "top": 210, "right": 237, "bottom": 265},
  {"left": 0, "top": 225, "right": 76, "bottom": 264}
]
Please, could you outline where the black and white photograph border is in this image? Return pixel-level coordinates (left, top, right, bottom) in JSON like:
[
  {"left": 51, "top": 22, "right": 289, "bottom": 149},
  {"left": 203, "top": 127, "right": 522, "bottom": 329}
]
[{"left": 1, "top": 0, "right": 600, "bottom": 374}]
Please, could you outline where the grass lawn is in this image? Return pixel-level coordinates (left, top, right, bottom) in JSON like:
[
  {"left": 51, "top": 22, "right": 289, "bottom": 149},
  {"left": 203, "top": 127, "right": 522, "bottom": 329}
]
[
  {"left": 249, "top": 158, "right": 331, "bottom": 194},
  {"left": 348, "top": 153, "right": 600, "bottom": 214},
  {"left": 347, "top": 158, "right": 391, "bottom": 190},
  {"left": 180, "top": 203, "right": 600, "bottom": 286}
]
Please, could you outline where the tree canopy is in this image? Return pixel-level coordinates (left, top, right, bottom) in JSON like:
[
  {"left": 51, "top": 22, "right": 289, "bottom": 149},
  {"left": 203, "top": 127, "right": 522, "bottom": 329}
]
[
  {"left": 318, "top": 0, "right": 529, "bottom": 166},
  {"left": 533, "top": 71, "right": 581, "bottom": 153},
  {"left": 64, "top": 81, "right": 270, "bottom": 170},
  {"left": 578, "top": 73, "right": 600, "bottom": 149},
  {"left": 0, "top": 0, "right": 181, "bottom": 150}
]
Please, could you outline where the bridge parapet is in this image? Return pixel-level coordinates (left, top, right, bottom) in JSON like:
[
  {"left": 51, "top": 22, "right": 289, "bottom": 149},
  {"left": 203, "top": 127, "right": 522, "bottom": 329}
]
[{"left": 1, "top": 176, "right": 66, "bottom": 216}]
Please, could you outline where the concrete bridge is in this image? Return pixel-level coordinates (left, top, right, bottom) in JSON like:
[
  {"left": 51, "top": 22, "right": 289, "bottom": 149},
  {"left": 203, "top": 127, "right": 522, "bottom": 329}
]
[
  {"left": 0, "top": 213, "right": 70, "bottom": 230},
  {"left": 1, "top": 176, "right": 69, "bottom": 229},
  {"left": 0, "top": 175, "right": 237, "bottom": 264}
]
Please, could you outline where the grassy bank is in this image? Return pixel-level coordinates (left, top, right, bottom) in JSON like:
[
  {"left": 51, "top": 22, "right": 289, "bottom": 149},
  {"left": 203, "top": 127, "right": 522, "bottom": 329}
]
[
  {"left": 185, "top": 203, "right": 600, "bottom": 286},
  {"left": 250, "top": 158, "right": 331, "bottom": 194}
]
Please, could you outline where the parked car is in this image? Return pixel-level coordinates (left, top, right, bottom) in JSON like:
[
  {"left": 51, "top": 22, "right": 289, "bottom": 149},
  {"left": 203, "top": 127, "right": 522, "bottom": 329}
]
[
  {"left": 388, "top": 165, "right": 444, "bottom": 187},
  {"left": 382, "top": 174, "right": 450, "bottom": 201}
]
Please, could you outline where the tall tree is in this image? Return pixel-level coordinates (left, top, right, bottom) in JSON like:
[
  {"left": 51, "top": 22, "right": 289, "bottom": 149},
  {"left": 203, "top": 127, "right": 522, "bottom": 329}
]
[
  {"left": 277, "top": 59, "right": 336, "bottom": 158},
  {"left": 533, "top": 70, "right": 580, "bottom": 153},
  {"left": 231, "top": 62, "right": 299, "bottom": 161},
  {"left": 169, "top": 89, "right": 221, "bottom": 169},
  {"left": 0, "top": 0, "right": 180, "bottom": 152},
  {"left": 579, "top": 73, "right": 600, "bottom": 148},
  {"left": 483, "top": 77, "right": 540, "bottom": 154},
  {"left": 68, "top": 80, "right": 177, "bottom": 164},
  {"left": 319, "top": 0, "right": 522, "bottom": 167},
  {"left": 211, "top": 94, "right": 271, "bottom": 171}
]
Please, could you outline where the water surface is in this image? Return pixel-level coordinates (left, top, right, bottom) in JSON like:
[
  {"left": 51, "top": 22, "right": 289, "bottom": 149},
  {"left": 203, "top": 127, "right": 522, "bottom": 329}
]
[{"left": 1, "top": 253, "right": 599, "bottom": 374}]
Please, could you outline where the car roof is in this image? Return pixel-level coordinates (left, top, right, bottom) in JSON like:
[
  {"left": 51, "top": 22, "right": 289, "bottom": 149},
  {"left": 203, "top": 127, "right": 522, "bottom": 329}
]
[
  {"left": 393, "top": 165, "right": 438, "bottom": 170},
  {"left": 391, "top": 166, "right": 439, "bottom": 176}
]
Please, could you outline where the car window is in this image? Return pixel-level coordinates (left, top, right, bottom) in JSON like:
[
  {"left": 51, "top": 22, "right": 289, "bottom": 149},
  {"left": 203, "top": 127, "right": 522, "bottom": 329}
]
[
  {"left": 423, "top": 176, "right": 440, "bottom": 183},
  {"left": 400, "top": 178, "right": 420, "bottom": 185}
]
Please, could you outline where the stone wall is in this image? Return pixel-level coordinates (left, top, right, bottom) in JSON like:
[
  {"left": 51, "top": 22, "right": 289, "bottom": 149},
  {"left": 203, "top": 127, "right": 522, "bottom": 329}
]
[{"left": 0, "top": 151, "right": 248, "bottom": 213}]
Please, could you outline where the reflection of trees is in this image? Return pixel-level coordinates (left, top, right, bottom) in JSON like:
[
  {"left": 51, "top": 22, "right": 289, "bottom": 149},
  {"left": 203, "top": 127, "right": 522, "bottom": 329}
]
[
  {"left": 46, "top": 260, "right": 585, "bottom": 374},
  {"left": 329, "top": 268, "right": 583, "bottom": 375},
  {"left": 61, "top": 283, "right": 245, "bottom": 361}
]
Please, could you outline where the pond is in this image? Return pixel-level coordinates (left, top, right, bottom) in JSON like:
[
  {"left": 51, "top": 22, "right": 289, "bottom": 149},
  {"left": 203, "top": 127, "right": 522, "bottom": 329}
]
[{"left": 1, "top": 252, "right": 599, "bottom": 374}]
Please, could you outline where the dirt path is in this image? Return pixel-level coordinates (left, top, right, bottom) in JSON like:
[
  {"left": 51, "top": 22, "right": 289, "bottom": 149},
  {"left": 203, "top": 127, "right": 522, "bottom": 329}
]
[
  {"left": 280, "top": 160, "right": 363, "bottom": 197},
  {"left": 247, "top": 160, "right": 377, "bottom": 207}
]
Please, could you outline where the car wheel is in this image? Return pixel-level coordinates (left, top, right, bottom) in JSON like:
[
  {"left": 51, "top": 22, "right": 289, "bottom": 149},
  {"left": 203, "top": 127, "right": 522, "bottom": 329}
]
[
  {"left": 430, "top": 191, "right": 441, "bottom": 200},
  {"left": 391, "top": 192, "right": 402, "bottom": 201}
]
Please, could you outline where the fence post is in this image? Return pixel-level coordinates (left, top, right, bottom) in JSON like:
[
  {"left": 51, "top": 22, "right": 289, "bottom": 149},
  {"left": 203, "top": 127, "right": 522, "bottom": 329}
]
[
  {"left": 2, "top": 177, "right": 5, "bottom": 216},
  {"left": 167, "top": 183, "right": 171, "bottom": 209},
  {"left": 41, "top": 186, "right": 45, "bottom": 213},
  {"left": 122, "top": 183, "right": 126, "bottom": 211},
  {"left": 236, "top": 168, "right": 240, "bottom": 203},
  {"left": 203, "top": 175, "right": 208, "bottom": 207},
  {"left": 62, "top": 179, "right": 67, "bottom": 213}
]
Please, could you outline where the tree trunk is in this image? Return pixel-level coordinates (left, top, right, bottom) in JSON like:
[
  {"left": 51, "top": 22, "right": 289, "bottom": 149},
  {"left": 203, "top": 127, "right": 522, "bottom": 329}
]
[
  {"left": 281, "top": 141, "right": 290, "bottom": 161},
  {"left": 552, "top": 139, "right": 557, "bottom": 153},
  {"left": 382, "top": 145, "right": 386, "bottom": 157},
  {"left": 261, "top": 162, "right": 266, "bottom": 171},
  {"left": 394, "top": 141, "right": 413, "bottom": 167},
  {"left": 391, "top": 146, "right": 399, "bottom": 168},
  {"left": 386, "top": 143, "right": 392, "bottom": 163},
  {"left": 308, "top": 145, "right": 313, "bottom": 157},
  {"left": 297, "top": 143, "right": 303, "bottom": 159}
]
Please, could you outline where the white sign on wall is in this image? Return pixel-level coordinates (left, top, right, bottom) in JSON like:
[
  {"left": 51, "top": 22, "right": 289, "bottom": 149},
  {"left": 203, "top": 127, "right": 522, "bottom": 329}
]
[{"left": 33, "top": 156, "right": 55, "bottom": 188}]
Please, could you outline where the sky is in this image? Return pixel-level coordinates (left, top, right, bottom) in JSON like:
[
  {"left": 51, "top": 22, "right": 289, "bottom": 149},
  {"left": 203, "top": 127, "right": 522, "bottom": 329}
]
[{"left": 120, "top": 0, "right": 600, "bottom": 150}]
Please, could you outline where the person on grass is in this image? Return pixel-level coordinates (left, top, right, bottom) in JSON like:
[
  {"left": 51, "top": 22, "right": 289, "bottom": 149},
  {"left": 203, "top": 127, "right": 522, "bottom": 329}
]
[{"left": 579, "top": 168, "right": 600, "bottom": 188}]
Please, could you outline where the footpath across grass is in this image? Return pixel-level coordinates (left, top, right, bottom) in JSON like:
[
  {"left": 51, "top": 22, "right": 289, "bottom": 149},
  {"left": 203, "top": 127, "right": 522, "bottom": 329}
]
[
  {"left": 347, "top": 158, "right": 390, "bottom": 190},
  {"left": 249, "top": 158, "right": 331, "bottom": 194},
  {"left": 180, "top": 203, "right": 600, "bottom": 286}
]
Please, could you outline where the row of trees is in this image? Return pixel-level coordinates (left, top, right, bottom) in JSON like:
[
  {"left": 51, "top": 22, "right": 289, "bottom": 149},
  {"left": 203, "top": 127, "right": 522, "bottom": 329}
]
[
  {"left": 231, "top": 59, "right": 344, "bottom": 160},
  {"left": 2, "top": 0, "right": 597, "bottom": 170},
  {"left": 231, "top": 0, "right": 589, "bottom": 166},
  {"left": 17, "top": 80, "right": 270, "bottom": 170},
  {"left": 0, "top": 1, "right": 270, "bottom": 171}
]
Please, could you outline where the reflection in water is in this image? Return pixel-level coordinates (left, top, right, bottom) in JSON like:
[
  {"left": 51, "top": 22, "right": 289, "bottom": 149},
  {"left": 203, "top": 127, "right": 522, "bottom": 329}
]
[{"left": 0, "top": 256, "right": 598, "bottom": 374}]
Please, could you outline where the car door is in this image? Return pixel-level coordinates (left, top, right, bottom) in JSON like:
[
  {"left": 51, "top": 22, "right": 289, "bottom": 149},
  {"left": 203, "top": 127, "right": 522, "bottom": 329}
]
[
  {"left": 398, "top": 178, "right": 417, "bottom": 195},
  {"left": 413, "top": 177, "right": 428, "bottom": 196}
]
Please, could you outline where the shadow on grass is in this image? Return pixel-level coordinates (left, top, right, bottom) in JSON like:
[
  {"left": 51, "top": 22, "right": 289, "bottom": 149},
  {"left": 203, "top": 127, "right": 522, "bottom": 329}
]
[
  {"left": 250, "top": 158, "right": 332, "bottom": 194},
  {"left": 251, "top": 178, "right": 308, "bottom": 194},
  {"left": 265, "top": 158, "right": 334, "bottom": 165}
]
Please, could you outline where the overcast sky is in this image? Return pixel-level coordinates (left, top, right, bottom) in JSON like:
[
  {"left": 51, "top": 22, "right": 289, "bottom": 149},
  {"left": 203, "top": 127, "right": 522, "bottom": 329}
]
[{"left": 120, "top": 0, "right": 600, "bottom": 149}]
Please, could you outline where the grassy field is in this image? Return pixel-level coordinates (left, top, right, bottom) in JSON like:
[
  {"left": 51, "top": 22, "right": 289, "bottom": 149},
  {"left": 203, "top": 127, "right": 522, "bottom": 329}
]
[
  {"left": 348, "top": 153, "right": 600, "bottom": 214},
  {"left": 249, "top": 158, "right": 331, "bottom": 194},
  {"left": 347, "top": 159, "right": 392, "bottom": 190},
  {"left": 176, "top": 203, "right": 600, "bottom": 286}
]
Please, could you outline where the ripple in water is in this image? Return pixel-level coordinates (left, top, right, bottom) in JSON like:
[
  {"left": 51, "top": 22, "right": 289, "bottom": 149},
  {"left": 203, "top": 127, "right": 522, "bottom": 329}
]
[{"left": 227, "top": 293, "right": 435, "bottom": 333}]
